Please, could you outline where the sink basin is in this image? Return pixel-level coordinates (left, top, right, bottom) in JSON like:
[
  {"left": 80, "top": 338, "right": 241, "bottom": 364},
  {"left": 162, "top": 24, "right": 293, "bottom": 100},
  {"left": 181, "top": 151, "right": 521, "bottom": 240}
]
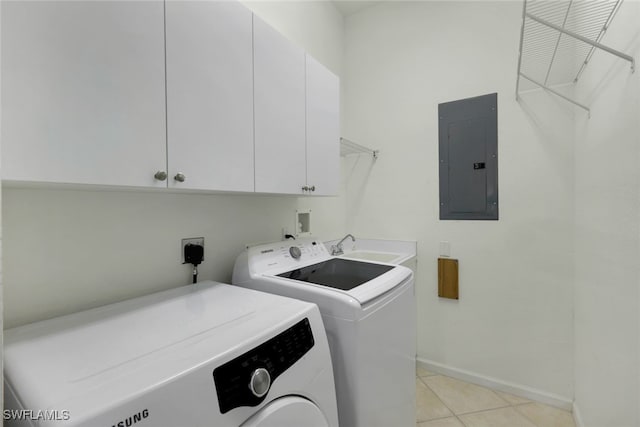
[{"left": 339, "top": 250, "right": 402, "bottom": 264}]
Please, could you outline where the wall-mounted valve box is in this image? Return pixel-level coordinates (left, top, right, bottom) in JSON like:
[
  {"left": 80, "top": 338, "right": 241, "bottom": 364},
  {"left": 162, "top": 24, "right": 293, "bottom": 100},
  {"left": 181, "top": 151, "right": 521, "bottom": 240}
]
[{"left": 295, "top": 209, "right": 312, "bottom": 237}]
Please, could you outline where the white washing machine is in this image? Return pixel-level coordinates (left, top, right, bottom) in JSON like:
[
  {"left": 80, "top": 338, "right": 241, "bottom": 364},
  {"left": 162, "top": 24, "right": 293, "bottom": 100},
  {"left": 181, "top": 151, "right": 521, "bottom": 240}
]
[
  {"left": 3, "top": 281, "right": 339, "bottom": 427},
  {"left": 233, "top": 238, "right": 417, "bottom": 427}
]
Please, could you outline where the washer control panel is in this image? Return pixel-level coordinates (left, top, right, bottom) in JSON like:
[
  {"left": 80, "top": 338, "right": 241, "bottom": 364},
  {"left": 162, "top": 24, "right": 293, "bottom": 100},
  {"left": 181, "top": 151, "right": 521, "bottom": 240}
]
[
  {"left": 248, "top": 239, "right": 330, "bottom": 274},
  {"left": 212, "top": 318, "right": 315, "bottom": 414}
]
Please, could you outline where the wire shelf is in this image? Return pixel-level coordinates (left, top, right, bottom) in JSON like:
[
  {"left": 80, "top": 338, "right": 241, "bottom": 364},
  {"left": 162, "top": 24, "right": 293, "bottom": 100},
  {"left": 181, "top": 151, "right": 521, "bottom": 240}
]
[{"left": 516, "top": 0, "right": 635, "bottom": 114}]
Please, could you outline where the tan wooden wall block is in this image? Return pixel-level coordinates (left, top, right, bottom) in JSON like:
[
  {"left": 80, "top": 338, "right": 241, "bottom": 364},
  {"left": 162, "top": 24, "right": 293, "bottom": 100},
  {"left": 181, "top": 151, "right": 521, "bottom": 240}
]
[{"left": 438, "top": 258, "right": 459, "bottom": 300}]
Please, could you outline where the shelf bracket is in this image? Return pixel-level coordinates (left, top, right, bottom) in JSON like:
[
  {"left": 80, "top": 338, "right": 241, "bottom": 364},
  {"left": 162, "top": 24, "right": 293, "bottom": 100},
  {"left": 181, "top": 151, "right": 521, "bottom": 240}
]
[
  {"left": 340, "top": 137, "right": 379, "bottom": 159},
  {"left": 519, "top": 73, "right": 591, "bottom": 117}
]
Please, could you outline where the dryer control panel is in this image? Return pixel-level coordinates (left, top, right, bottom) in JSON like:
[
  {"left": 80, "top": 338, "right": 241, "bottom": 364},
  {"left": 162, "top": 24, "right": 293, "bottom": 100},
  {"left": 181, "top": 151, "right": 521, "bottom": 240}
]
[
  {"left": 248, "top": 238, "right": 330, "bottom": 275},
  {"left": 212, "top": 317, "right": 315, "bottom": 414}
]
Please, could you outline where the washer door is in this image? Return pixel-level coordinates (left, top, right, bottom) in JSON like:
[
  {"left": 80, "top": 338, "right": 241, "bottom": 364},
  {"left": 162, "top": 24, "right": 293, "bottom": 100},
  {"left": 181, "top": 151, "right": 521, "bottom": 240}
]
[{"left": 240, "top": 396, "right": 329, "bottom": 427}]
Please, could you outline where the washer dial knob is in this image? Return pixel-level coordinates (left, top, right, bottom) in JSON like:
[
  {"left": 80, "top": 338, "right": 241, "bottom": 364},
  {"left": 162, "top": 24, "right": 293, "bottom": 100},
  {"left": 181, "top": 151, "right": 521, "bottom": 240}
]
[
  {"left": 249, "top": 368, "right": 271, "bottom": 398},
  {"left": 289, "top": 246, "right": 302, "bottom": 259}
]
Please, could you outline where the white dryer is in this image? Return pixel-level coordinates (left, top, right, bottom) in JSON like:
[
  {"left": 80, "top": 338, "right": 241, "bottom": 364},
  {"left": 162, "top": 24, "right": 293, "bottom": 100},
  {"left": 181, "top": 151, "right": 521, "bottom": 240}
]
[
  {"left": 3, "top": 281, "right": 339, "bottom": 427},
  {"left": 233, "top": 238, "right": 417, "bottom": 427}
]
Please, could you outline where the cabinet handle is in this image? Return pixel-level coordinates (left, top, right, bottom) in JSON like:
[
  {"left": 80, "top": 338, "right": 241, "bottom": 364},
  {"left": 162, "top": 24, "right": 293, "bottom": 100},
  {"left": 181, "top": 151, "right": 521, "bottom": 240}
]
[
  {"left": 174, "top": 172, "right": 186, "bottom": 182},
  {"left": 154, "top": 171, "right": 167, "bottom": 181},
  {"left": 302, "top": 185, "right": 309, "bottom": 192},
  {"left": 309, "top": 185, "right": 316, "bottom": 192}
]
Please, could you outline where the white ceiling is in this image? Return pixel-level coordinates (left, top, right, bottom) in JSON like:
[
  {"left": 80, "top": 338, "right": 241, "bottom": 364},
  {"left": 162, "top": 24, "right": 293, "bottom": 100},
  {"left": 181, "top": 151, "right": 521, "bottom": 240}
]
[{"left": 332, "top": 1, "right": 383, "bottom": 16}]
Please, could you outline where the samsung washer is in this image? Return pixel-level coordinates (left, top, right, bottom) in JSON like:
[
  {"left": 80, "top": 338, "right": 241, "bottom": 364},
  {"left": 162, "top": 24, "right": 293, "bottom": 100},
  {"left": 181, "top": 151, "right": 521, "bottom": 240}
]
[
  {"left": 3, "top": 281, "right": 338, "bottom": 427},
  {"left": 233, "top": 238, "right": 417, "bottom": 427}
]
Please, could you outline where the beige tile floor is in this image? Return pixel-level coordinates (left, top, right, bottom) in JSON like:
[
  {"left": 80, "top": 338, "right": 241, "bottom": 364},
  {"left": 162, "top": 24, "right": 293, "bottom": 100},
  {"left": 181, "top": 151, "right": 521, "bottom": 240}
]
[{"left": 416, "top": 367, "right": 576, "bottom": 427}]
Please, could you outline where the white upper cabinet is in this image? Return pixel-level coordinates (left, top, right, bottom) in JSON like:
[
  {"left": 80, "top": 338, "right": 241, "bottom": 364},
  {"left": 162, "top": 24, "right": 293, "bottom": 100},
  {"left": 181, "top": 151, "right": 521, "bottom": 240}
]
[
  {"left": 165, "top": 1, "right": 254, "bottom": 192},
  {"left": 1, "top": 1, "right": 167, "bottom": 187},
  {"left": 305, "top": 55, "right": 340, "bottom": 196},
  {"left": 1, "top": 0, "right": 340, "bottom": 196},
  {"left": 253, "top": 15, "right": 307, "bottom": 195}
]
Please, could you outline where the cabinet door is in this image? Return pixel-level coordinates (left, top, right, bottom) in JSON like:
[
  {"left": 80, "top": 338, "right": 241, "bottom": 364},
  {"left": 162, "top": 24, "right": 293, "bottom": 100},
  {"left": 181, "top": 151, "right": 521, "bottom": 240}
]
[
  {"left": 253, "top": 16, "right": 306, "bottom": 194},
  {"left": 1, "top": 1, "right": 166, "bottom": 187},
  {"left": 166, "top": 1, "right": 254, "bottom": 191},
  {"left": 305, "top": 55, "right": 340, "bottom": 196}
]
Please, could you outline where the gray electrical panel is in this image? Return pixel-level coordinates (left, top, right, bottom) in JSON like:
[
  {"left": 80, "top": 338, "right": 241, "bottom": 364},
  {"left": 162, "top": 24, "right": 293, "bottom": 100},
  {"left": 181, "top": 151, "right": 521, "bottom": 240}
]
[{"left": 439, "top": 93, "right": 498, "bottom": 220}]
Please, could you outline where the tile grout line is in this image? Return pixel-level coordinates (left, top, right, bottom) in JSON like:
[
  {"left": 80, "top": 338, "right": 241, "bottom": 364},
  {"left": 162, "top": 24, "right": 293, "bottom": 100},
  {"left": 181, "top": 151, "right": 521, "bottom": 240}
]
[
  {"left": 512, "top": 402, "right": 545, "bottom": 427},
  {"left": 416, "top": 373, "right": 574, "bottom": 427},
  {"left": 419, "top": 374, "right": 511, "bottom": 414},
  {"left": 417, "top": 375, "right": 460, "bottom": 423},
  {"left": 416, "top": 376, "right": 456, "bottom": 424},
  {"left": 417, "top": 414, "right": 462, "bottom": 424},
  {"left": 417, "top": 374, "right": 529, "bottom": 426},
  {"left": 457, "top": 403, "right": 523, "bottom": 417}
]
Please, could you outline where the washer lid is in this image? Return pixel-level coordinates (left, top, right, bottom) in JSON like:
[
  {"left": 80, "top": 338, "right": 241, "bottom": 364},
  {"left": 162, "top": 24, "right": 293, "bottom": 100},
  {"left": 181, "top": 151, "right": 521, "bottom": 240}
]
[
  {"left": 272, "top": 262, "right": 412, "bottom": 306},
  {"left": 240, "top": 396, "right": 329, "bottom": 427},
  {"left": 277, "top": 258, "right": 394, "bottom": 290},
  {"left": 4, "top": 281, "right": 316, "bottom": 424},
  {"left": 243, "top": 239, "right": 413, "bottom": 306}
]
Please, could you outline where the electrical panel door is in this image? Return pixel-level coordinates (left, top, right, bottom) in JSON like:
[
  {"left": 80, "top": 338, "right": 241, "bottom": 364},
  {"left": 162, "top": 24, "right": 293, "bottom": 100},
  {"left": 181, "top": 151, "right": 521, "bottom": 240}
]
[{"left": 439, "top": 93, "right": 498, "bottom": 220}]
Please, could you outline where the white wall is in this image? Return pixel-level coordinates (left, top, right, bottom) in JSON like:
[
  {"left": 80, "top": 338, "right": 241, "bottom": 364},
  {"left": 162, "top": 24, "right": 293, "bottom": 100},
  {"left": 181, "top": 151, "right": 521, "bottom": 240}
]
[
  {"left": 343, "top": 1, "right": 575, "bottom": 403},
  {"left": 1, "top": 1, "right": 345, "bottom": 329},
  {"left": 573, "top": 1, "right": 640, "bottom": 426}
]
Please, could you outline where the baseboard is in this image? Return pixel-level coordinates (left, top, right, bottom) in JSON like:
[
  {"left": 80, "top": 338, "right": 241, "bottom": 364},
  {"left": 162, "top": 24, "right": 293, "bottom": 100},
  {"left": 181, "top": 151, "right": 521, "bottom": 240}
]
[
  {"left": 572, "top": 402, "right": 585, "bottom": 427},
  {"left": 416, "top": 357, "right": 574, "bottom": 411}
]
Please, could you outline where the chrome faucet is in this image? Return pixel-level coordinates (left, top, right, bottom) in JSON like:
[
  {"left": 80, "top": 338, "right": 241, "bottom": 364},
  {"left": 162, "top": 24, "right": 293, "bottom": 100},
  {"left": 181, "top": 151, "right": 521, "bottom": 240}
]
[{"left": 331, "top": 234, "right": 355, "bottom": 256}]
